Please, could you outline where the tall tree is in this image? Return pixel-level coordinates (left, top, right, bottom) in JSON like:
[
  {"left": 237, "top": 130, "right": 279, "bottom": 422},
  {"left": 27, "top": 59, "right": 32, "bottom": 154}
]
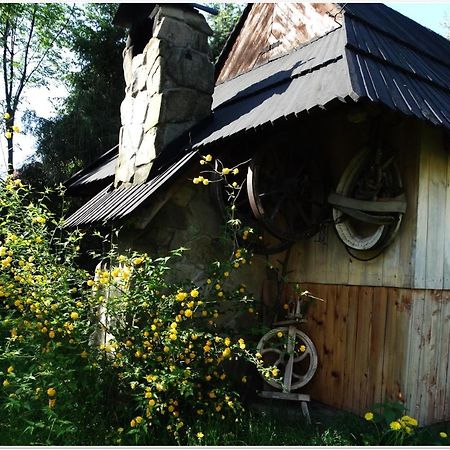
[
  {"left": 31, "top": 4, "right": 125, "bottom": 185},
  {"left": 0, "top": 3, "right": 76, "bottom": 174},
  {"left": 207, "top": 3, "right": 244, "bottom": 62}
]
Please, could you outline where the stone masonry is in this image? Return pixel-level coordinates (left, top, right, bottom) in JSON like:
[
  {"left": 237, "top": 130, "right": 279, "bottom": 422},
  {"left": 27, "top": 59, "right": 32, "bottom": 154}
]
[{"left": 115, "top": 5, "right": 215, "bottom": 187}]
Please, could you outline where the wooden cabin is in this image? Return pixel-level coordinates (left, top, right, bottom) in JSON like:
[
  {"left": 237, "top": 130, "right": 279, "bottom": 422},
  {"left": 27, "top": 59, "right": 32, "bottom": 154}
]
[{"left": 65, "top": 3, "right": 450, "bottom": 425}]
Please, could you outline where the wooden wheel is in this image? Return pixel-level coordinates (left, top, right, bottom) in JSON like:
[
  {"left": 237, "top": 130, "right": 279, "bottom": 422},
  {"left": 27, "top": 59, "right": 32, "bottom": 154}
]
[
  {"left": 330, "top": 147, "right": 405, "bottom": 251},
  {"left": 257, "top": 326, "right": 318, "bottom": 391},
  {"left": 211, "top": 160, "right": 294, "bottom": 255},
  {"left": 247, "top": 147, "right": 327, "bottom": 242}
]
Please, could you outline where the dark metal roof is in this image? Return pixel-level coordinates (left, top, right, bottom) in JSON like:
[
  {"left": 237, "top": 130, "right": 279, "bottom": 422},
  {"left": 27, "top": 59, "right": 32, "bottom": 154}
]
[
  {"left": 64, "top": 150, "right": 196, "bottom": 227},
  {"left": 66, "top": 145, "right": 118, "bottom": 193},
  {"left": 65, "top": 3, "right": 450, "bottom": 227}
]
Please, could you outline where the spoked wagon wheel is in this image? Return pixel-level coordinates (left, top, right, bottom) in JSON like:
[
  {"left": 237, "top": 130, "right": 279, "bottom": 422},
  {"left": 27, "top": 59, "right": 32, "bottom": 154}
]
[
  {"left": 211, "top": 160, "right": 294, "bottom": 255},
  {"left": 247, "top": 147, "right": 327, "bottom": 243},
  {"left": 256, "top": 326, "right": 318, "bottom": 392},
  {"left": 330, "top": 147, "right": 405, "bottom": 251}
]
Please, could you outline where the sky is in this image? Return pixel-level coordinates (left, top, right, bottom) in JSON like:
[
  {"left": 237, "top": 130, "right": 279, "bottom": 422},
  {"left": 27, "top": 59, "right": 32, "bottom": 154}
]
[{"left": 1, "top": 1, "right": 450, "bottom": 176}]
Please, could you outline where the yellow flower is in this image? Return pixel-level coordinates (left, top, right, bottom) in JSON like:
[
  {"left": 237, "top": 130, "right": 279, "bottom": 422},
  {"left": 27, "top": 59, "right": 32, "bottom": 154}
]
[
  {"left": 232, "top": 168, "right": 239, "bottom": 175},
  {"left": 130, "top": 419, "right": 136, "bottom": 428},
  {"left": 3, "top": 379, "right": 10, "bottom": 387},
  {"left": 224, "top": 271, "right": 229, "bottom": 277},
  {"left": 271, "top": 368, "right": 279, "bottom": 376},
  {"left": 277, "top": 331, "right": 283, "bottom": 338},
  {"left": 34, "top": 216, "right": 46, "bottom": 224},
  {"left": 49, "top": 330, "right": 55, "bottom": 339},
  {"left": 3, "top": 112, "right": 10, "bottom": 120},
  {"left": 190, "top": 289, "right": 199, "bottom": 298},
  {"left": 48, "top": 398, "right": 56, "bottom": 408},
  {"left": 135, "top": 416, "right": 143, "bottom": 424},
  {"left": 390, "top": 421, "right": 401, "bottom": 431},
  {"left": 224, "top": 337, "right": 231, "bottom": 346},
  {"left": 70, "top": 311, "right": 79, "bottom": 320},
  {"left": 401, "top": 415, "right": 418, "bottom": 427},
  {"left": 205, "top": 154, "right": 212, "bottom": 162},
  {"left": 81, "top": 351, "right": 88, "bottom": 358},
  {"left": 242, "top": 376, "right": 247, "bottom": 383},
  {"left": 202, "top": 179, "right": 210, "bottom": 185},
  {"left": 364, "top": 412, "right": 374, "bottom": 421},
  {"left": 12, "top": 125, "right": 20, "bottom": 133},
  {"left": 222, "top": 347, "right": 231, "bottom": 358},
  {"left": 47, "top": 387, "right": 56, "bottom": 397},
  {"left": 133, "top": 257, "right": 143, "bottom": 266},
  {"left": 197, "top": 432, "right": 204, "bottom": 439},
  {"left": 148, "top": 399, "right": 156, "bottom": 407},
  {"left": 4, "top": 131, "right": 12, "bottom": 139},
  {"left": 203, "top": 345, "right": 211, "bottom": 353},
  {"left": 299, "top": 345, "right": 306, "bottom": 352},
  {"left": 222, "top": 168, "right": 230, "bottom": 175},
  {"left": 184, "top": 309, "right": 193, "bottom": 318},
  {"left": 440, "top": 432, "right": 448, "bottom": 438},
  {"left": 176, "top": 292, "right": 187, "bottom": 301},
  {"left": 7, "top": 366, "right": 13, "bottom": 374}
]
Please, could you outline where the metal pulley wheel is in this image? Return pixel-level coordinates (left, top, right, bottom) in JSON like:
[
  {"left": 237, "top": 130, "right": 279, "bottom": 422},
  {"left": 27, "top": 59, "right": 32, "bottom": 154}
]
[
  {"left": 330, "top": 147, "right": 406, "bottom": 251},
  {"left": 247, "top": 147, "right": 328, "bottom": 242},
  {"left": 257, "top": 326, "right": 318, "bottom": 391}
]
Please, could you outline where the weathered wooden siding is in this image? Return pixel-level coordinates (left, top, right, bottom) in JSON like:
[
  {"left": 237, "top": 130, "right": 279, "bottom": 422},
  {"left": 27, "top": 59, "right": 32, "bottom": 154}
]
[
  {"left": 286, "top": 117, "right": 421, "bottom": 289},
  {"left": 414, "top": 123, "right": 450, "bottom": 289},
  {"left": 217, "top": 3, "right": 340, "bottom": 84},
  {"left": 282, "top": 283, "right": 450, "bottom": 425}
]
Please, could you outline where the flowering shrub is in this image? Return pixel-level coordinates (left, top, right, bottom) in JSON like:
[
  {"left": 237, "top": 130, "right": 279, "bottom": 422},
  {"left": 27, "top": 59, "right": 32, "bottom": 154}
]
[
  {"left": 0, "top": 178, "right": 275, "bottom": 445},
  {"left": 362, "top": 400, "right": 420, "bottom": 445}
]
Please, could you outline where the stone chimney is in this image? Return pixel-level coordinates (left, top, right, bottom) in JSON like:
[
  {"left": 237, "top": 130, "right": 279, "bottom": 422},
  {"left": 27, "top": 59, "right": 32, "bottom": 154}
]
[{"left": 115, "top": 5, "right": 214, "bottom": 187}]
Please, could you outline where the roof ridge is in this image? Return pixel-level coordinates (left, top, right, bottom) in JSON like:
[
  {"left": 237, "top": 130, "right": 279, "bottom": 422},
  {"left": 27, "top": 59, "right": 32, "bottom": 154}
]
[{"left": 215, "top": 24, "right": 344, "bottom": 87}]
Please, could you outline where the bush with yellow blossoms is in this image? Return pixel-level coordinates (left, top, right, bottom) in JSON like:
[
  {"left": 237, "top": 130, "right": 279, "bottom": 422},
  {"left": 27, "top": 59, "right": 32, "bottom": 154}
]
[{"left": 0, "top": 178, "right": 278, "bottom": 445}]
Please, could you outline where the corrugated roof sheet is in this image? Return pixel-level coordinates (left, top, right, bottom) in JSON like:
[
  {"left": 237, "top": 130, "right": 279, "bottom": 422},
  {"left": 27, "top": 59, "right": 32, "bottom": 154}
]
[
  {"left": 64, "top": 150, "right": 196, "bottom": 227},
  {"left": 65, "top": 3, "right": 450, "bottom": 227}
]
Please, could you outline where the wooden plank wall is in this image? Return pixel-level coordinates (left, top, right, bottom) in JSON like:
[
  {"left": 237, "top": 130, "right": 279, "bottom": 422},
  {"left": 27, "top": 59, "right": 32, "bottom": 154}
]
[
  {"left": 216, "top": 3, "right": 340, "bottom": 83},
  {"left": 280, "top": 283, "right": 450, "bottom": 425},
  {"left": 287, "top": 116, "right": 421, "bottom": 289},
  {"left": 414, "top": 123, "right": 450, "bottom": 289}
]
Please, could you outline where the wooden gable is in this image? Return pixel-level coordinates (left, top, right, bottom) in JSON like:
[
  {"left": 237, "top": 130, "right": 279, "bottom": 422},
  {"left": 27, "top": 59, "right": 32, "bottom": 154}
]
[{"left": 216, "top": 3, "right": 341, "bottom": 84}]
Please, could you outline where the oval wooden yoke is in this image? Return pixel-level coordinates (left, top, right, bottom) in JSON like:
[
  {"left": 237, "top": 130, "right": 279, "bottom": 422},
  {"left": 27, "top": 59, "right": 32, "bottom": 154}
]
[{"left": 330, "top": 147, "right": 406, "bottom": 252}]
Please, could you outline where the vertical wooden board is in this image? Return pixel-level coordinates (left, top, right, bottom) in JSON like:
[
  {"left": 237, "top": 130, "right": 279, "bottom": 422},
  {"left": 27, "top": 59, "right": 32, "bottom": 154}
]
[
  {"left": 342, "top": 285, "right": 360, "bottom": 412},
  {"left": 396, "top": 124, "right": 420, "bottom": 288},
  {"left": 430, "top": 292, "right": 447, "bottom": 423},
  {"left": 420, "top": 291, "right": 442, "bottom": 424},
  {"left": 319, "top": 285, "right": 337, "bottom": 406},
  {"left": 331, "top": 285, "right": 350, "bottom": 407},
  {"left": 443, "top": 150, "right": 450, "bottom": 288},
  {"left": 348, "top": 253, "right": 383, "bottom": 287},
  {"left": 359, "top": 287, "right": 375, "bottom": 411},
  {"left": 413, "top": 125, "right": 430, "bottom": 289},
  {"left": 302, "top": 283, "right": 327, "bottom": 400},
  {"left": 327, "top": 228, "right": 350, "bottom": 286},
  {"left": 424, "top": 129, "right": 447, "bottom": 289},
  {"left": 382, "top": 235, "right": 401, "bottom": 288},
  {"left": 441, "top": 293, "right": 450, "bottom": 420},
  {"left": 391, "top": 289, "right": 410, "bottom": 408},
  {"left": 404, "top": 291, "right": 425, "bottom": 419},
  {"left": 368, "top": 287, "right": 388, "bottom": 406},
  {"left": 381, "top": 288, "right": 399, "bottom": 403},
  {"left": 415, "top": 290, "right": 434, "bottom": 424}
]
